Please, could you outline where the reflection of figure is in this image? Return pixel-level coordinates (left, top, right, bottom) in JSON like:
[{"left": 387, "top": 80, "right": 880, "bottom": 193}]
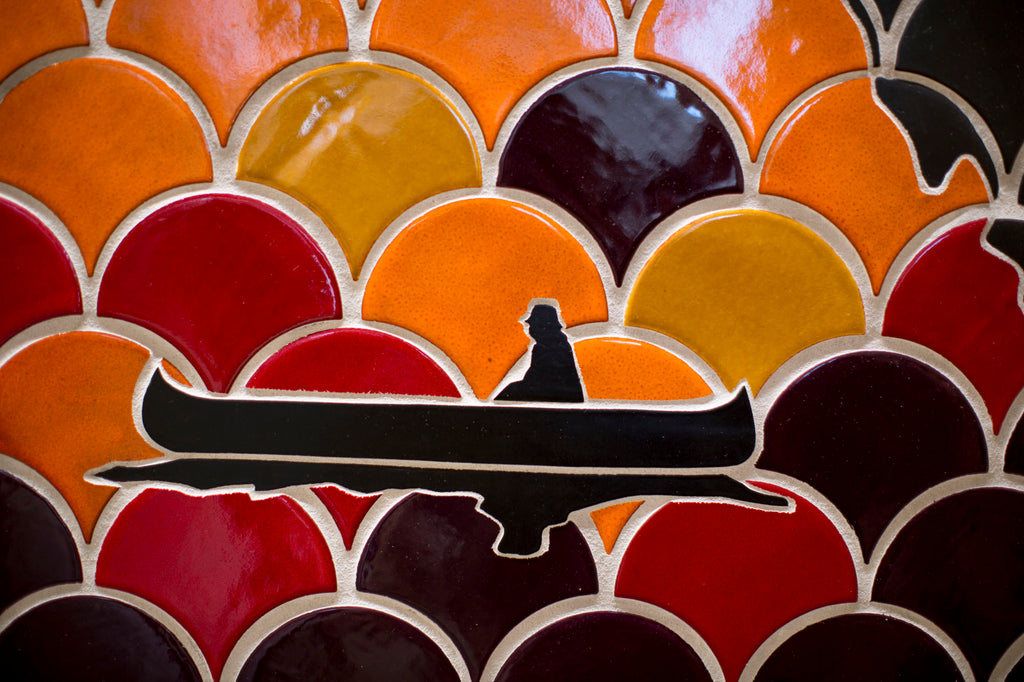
[{"left": 496, "top": 303, "right": 585, "bottom": 403}]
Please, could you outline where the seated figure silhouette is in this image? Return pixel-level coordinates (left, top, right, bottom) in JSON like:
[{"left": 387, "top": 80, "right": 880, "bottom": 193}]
[{"left": 496, "top": 303, "right": 585, "bottom": 403}]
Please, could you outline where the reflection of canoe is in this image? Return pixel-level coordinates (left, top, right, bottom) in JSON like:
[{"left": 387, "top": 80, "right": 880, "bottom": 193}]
[{"left": 139, "top": 368, "right": 756, "bottom": 469}]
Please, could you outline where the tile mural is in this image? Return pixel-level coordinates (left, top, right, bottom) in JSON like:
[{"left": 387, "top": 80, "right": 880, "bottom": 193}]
[{"left": 2, "top": 1, "right": 1024, "bottom": 680}]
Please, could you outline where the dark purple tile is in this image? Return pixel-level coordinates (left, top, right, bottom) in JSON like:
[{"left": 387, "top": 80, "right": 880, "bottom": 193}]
[
  {"left": 753, "top": 613, "right": 963, "bottom": 681},
  {"left": 847, "top": 0, "right": 881, "bottom": 66},
  {"left": 498, "top": 68, "right": 742, "bottom": 285},
  {"left": 1007, "top": 410, "right": 1024, "bottom": 475},
  {"left": 357, "top": 493, "right": 598, "bottom": 680},
  {"left": 494, "top": 611, "right": 712, "bottom": 682},
  {"left": 1008, "top": 655, "right": 1024, "bottom": 682},
  {"left": 237, "top": 606, "right": 461, "bottom": 682},
  {"left": 873, "top": 488, "right": 1024, "bottom": 680},
  {"left": 874, "top": 0, "right": 903, "bottom": 29},
  {"left": 0, "top": 471, "right": 81, "bottom": 613},
  {"left": 0, "top": 595, "right": 201, "bottom": 681},
  {"left": 759, "top": 351, "right": 986, "bottom": 558},
  {"left": 897, "top": 0, "right": 1024, "bottom": 172},
  {"left": 876, "top": 78, "right": 998, "bottom": 193}
]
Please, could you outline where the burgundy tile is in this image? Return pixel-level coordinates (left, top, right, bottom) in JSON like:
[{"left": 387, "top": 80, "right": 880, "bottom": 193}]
[
  {"left": 98, "top": 194, "right": 342, "bottom": 392},
  {"left": 494, "top": 611, "right": 713, "bottom": 682},
  {"left": 247, "top": 328, "right": 458, "bottom": 397},
  {"left": 96, "top": 489, "right": 336, "bottom": 679},
  {"left": 237, "top": 607, "right": 460, "bottom": 682},
  {"left": 616, "top": 484, "right": 857, "bottom": 682},
  {"left": 0, "top": 471, "right": 81, "bottom": 613},
  {"left": 312, "top": 487, "right": 379, "bottom": 551},
  {"left": 897, "top": 0, "right": 1024, "bottom": 172},
  {"left": 0, "top": 595, "right": 201, "bottom": 681},
  {"left": 752, "top": 613, "right": 963, "bottom": 681},
  {"left": 759, "top": 351, "right": 986, "bottom": 558},
  {"left": 884, "top": 220, "right": 1024, "bottom": 432},
  {"left": 498, "top": 68, "right": 742, "bottom": 285},
  {"left": 1006, "top": 411, "right": 1024, "bottom": 475},
  {"left": 357, "top": 493, "right": 598, "bottom": 680},
  {"left": 0, "top": 199, "right": 81, "bottom": 346},
  {"left": 873, "top": 488, "right": 1024, "bottom": 680}
]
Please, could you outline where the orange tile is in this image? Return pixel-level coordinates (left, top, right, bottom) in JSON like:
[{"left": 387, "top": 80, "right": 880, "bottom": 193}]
[
  {"left": 636, "top": 0, "right": 867, "bottom": 159},
  {"left": 620, "top": 0, "right": 637, "bottom": 19},
  {"left": 239, "top": 63, "right": 480, "bottom": 279},
  {"left": 0, "top": 59, "right": 212, "bottom": 276},
  {"left": 370, "top": 0, "right": 617, "bottom": 149},
  {"left": 591, "top": 500, "right": 643, "bottom": 553},
  {"left": 0, "top": 333, "right": 165, "bottom": 541},
  {"left": 626, "top": 210, "right": 864, "bottom": 393},
  {"left": 363, "top": 198, "right": 608, "bottom": 398},
  {"left": 0, "top": 0, "right": 88, "bottom": 82},
  {"left": 761, "top": 79, "right": 989, "bottom": 293},
  {"left": 574, "top": 337, "right": 712, "bottom": 400},
  {"left": 108, "top": 0, "right": 348, "bottom": 147}
]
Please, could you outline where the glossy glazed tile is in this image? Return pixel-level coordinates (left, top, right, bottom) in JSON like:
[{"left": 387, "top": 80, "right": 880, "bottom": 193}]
[
  {"left": 883, "top": 220, "right": 1024, "bottom": 432},
  {"left": 236, "top": 607, "right": 461, "bottom": 682},
  {"left": 369, "top": 0, "right": 617, "bottom": 149},
  {"left": 616, "top": 483, "right": 857, "bottom": 682},
  {"left": 0, "top": 199, "right": 81, "bottom": 347},
  {"left": 752, "top": 614, "right": 963, "bottom": 681},
  {"left": 626, "top": 210, "right": 864, "bottom": 393},
  {"left": 362, "top": 198, "right": 608, "bottom": 399},
  {"left": 0, "top": 0, "right": 88, "bottom": 83},
  {"left": 96, "top": 489, "right": 336, "bottom": 679},
  {"left": 590, "top": 500, "right": 644, "bottom": 554},
  {"left": 311, "top": 486, "right": 379, "bottom": 550},
  {"left": 0, "top": 332, "right": 163, "bottom": 541},
  {"left": 0, "top": 59, "right": 212, "bottom": 275},
  {"left": 760, "top": 78, "right": 989, "bottom": 293},
  {"left": 498, "top": 68, "right": 742, "bottom": 285},
  {"left": 108, "top": 0, "right": 348, "bottom": 146},
  {"left": 0, "top": 596, "right": 202, "bottom": 681},
  {"left": 238, "top": 63, "right": 480, "bottom": 278},
  {"left": 872, "top": 0, "right": 902, "bottom": 29},
  {"left": 574, "top": 337, "right": 712, "bottom": 401},
  {"left": 636, "top": 0, "right": 868, "bottom": 159},
  {"left": 873, "top": 488, "right": 1024, "bottom": 681},
  {"left": 494, "top": 611, "right": 713, "bottom": 682},
  {"left": 876, "top": 78, "right": 999, "bottom": 193},
  {"left": 759, "top": 351, "right": 986, "bottom": 558},
  {"left": 620, "top": 0, "right": 637, "bottom": 19},
  {"left": 897, "top": 0, "right": 1024, "bottom": 172},
  {"left": 494, "top": 303, "right": 585, "bottom": 403},
  {"left": 356, "top": 493, "right": 598, "bottom": 680},
  {"left": 0, "top": 471, "right": 81, "bottom": 614},
  {"left": 98, "top": 194, "right": 342, "bottom": 393},
  {"left": 247, "top": 328, "right": 459, "bottom": 397}
]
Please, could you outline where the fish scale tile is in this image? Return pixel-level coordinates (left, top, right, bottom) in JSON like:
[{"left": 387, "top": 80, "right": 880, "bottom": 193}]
[{"left": 1, "top": 1, "right": 1024, "bottom": 680}]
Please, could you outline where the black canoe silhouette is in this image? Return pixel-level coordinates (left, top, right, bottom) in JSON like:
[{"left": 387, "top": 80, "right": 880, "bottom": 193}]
[{"left": 99, "top": 369, "right": 786, "bottom": 555}]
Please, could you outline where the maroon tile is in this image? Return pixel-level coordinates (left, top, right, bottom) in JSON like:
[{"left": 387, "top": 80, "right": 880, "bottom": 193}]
[
  {"left": 237, "top": 606, "right": 460, "bottom": 682},
  {"left": 494, "top": 611, "right": 712, "bottom": 682},
  {"left": 498, "top": 68, "right": 742, "bottom": 285},
  {"left": 96, "top": 489, "right": 336, "bottom": 679},
  {"left": 759, "top": 351, "right": 986, "bottom": 558},
  {"left": 0, "top": 595, "right": 201, "bottom": 681},
  {"left": 98, "top": 194, "right": 342, "bottom": 392},
  {"left": 357, "top": 493, "right": 598, "bottom": 680},
  {"left": 0, "top": 199, "right": 80, "bottom": 346},
  {"left": 0, "top": 470, "right": 80, "bottom": 613},
  {"left": 752, "top": 613, "right": 963, "bottom": 681},
  {"left": 884, "top": 220, "right": 1024, "bottom": 432},
  {"left": 247, "top": 328, "right": 458, "bottom": 397},
  {"left": 873, "top": 487, "right": 1024, "bottom": 680},
  {"left": 616, "top": 484, "right": 857, "bottom": 682}
]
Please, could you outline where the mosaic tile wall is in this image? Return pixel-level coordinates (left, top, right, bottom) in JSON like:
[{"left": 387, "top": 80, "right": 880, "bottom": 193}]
[{"left": 2, "top": 0, "right": 1024, "bottom": 680}]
